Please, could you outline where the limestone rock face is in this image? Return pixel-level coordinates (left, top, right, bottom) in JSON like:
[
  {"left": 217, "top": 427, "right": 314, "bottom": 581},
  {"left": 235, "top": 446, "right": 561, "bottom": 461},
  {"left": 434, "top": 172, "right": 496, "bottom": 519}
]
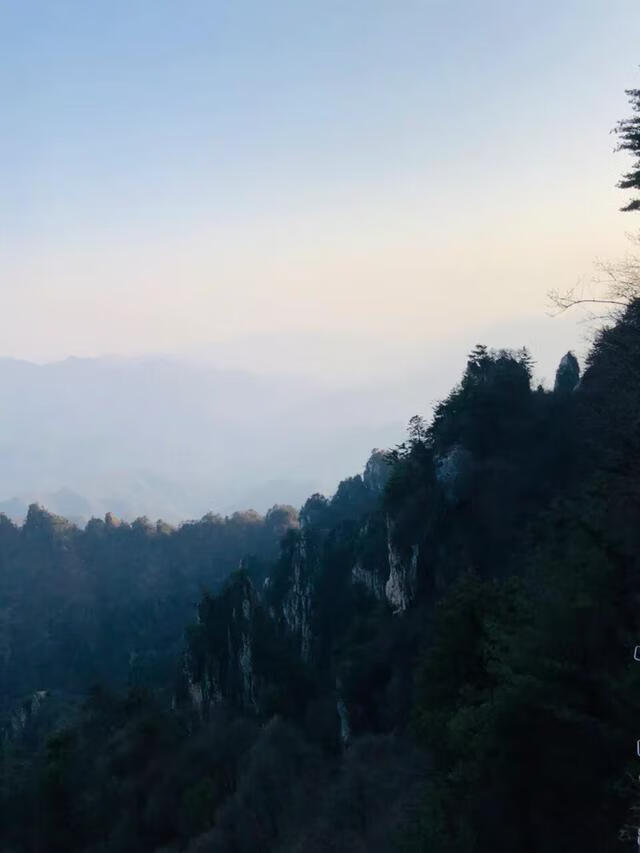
[
  {"left": 184, "top": 572, "right": 259, "bottom": 716},
  {"left": 554, "top": 351, "right": 580, "bottom": 393},
  {"left": 184, "top": 450, "right": 419, "bottom": 722},
  {"left": 351, "top": 559, "right": 386, "bottom": 600},
  {"left": 350, "top": 516, "right": 388, "bottom": 601},
  {"left": 363, "top": 449, "right": 391, "bottom": 494},
  {"left": 384, "top": 517, "right": 418, "bottom": 614},
  {"left": 281, "top": 532, "right": 317, "bottom": 662}
]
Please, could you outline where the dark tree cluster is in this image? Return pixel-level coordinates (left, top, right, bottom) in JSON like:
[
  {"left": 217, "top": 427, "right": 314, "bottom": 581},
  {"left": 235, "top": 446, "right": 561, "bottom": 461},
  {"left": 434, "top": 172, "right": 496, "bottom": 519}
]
[
  {"left": 616, "top": 87, "right": 640, "bottom": 211},
  {"left": 0, "top": 504, "right": 298, "bottom": 708}
]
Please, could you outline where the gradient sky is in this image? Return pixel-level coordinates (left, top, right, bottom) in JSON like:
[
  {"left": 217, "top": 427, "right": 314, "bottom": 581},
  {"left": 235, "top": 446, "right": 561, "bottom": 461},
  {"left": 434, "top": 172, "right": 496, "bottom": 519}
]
[{"left": 1, "top": 0, "right": 639, "bottom": 374}]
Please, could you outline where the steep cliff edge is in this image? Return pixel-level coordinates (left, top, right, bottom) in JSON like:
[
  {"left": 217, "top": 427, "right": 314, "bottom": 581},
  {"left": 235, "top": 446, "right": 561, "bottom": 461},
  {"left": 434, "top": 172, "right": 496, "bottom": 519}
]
[
  {"left": 183, "top": 348, "right": 584, "bottom": 737},
  {"left": 183, "top": 450, "right": 423, "bottom": 727}
]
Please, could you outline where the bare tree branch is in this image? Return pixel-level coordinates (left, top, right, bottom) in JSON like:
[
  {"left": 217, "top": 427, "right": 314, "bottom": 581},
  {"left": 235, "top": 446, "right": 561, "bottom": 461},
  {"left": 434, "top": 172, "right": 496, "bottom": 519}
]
[{"left": 548, "top": 233, "right": 640, "bottom": 319}]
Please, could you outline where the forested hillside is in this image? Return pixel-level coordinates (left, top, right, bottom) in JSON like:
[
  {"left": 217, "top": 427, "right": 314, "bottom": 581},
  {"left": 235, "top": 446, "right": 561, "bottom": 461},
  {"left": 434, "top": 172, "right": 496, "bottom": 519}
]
[
  {"left": 3, "top": 298, "right": 640, "bottom": 851},
  {"left": 0, "top": 504, "right": 298, "bottom": 706}
]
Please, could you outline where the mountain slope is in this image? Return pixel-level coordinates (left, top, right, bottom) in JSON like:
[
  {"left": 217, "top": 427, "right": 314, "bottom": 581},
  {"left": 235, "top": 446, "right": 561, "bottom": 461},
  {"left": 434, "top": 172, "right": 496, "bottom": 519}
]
[{"left": 3, "top": 308, "right": 640, "bottom": 852}]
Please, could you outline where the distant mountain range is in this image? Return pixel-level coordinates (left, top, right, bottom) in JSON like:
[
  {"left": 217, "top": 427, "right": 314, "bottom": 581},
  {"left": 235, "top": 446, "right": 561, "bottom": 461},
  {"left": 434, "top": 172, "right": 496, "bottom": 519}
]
[
  {"left": 0, "top": 311, "right": 584, "bottom": 525},
  {"left": 0, "top": 355, "right": 438, "bottom": 523}
]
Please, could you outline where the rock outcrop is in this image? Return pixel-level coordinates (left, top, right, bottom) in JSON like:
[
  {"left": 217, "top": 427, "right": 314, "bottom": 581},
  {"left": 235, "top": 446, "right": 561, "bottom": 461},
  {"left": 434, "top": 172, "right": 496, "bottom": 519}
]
[
  {"left": 363, "top": 449, "right": 391, "bottom": 494},
  {"left": 185, "top": 572, "right": 260, "bottom": 715},
  {"left": 350, "top": 515, "right": 389, "bottom": 601},
  {"left": 281, "top": 532, "right": 317, "bottom": 662},
  {"left": 554, "top": 351, "right": 580, "bottom": 393},
  {"left": 385, "top": 518, "right": 418, "bottom": 614},
  {"left": 184, "top": 451, "right": 421, "bottom": 724}
]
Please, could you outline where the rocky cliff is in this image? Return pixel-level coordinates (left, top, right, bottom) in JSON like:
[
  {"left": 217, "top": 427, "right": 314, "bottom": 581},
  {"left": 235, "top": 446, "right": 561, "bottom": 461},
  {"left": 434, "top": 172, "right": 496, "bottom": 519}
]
[
  {"left": 183, "top": 451, "right": 416, "bottom": 725},
  {"left": 183, "top": 349, "right": 582, "bottom": 731}
]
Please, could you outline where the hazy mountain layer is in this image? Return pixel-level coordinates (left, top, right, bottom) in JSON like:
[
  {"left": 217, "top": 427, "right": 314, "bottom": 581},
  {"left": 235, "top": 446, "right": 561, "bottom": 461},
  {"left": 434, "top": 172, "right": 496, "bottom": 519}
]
[{"left": 0, "top": 356, "right": 419, "bottom": 522}]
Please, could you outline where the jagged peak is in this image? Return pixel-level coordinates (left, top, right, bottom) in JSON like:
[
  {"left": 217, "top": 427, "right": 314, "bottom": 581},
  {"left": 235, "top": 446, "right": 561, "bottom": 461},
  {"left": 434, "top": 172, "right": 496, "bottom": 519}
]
[
  {"left": 23, "top": 503, "right": 75, "bottom": 536},
  {"left": 554, "top": 350, "right": 580, "bottom": 393},
  {"left": 363, "top": 448, "right": 392, "bottom": 494}
]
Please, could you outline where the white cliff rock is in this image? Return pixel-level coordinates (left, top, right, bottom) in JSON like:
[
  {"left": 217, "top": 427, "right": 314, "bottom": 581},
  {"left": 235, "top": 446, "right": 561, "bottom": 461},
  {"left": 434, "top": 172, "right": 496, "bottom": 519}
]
[
  {"left": 282, "top": 534, "right": 315, "bottom": 661},
  {"left": 385, "top": 517, "right": 418, "bottom": 613}
]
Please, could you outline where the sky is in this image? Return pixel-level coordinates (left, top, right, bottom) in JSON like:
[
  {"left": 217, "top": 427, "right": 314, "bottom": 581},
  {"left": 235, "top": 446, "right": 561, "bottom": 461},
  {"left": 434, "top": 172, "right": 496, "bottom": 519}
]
[{"left": 1, "top": 0, "right": 639, "bottom": 381}]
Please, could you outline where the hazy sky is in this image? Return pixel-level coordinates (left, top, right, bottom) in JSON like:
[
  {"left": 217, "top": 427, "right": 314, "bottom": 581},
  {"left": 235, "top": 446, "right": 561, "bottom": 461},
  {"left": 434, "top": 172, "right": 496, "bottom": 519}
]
[{"left": 1, "top": 0, "right": 639, "bottom": 374}]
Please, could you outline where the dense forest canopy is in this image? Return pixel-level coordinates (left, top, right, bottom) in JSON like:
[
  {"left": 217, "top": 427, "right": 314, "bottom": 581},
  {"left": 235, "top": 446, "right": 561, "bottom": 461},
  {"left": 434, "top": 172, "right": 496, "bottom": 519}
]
[{"left": 0, "top": 503, "right": 298, "bottom": 706}]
